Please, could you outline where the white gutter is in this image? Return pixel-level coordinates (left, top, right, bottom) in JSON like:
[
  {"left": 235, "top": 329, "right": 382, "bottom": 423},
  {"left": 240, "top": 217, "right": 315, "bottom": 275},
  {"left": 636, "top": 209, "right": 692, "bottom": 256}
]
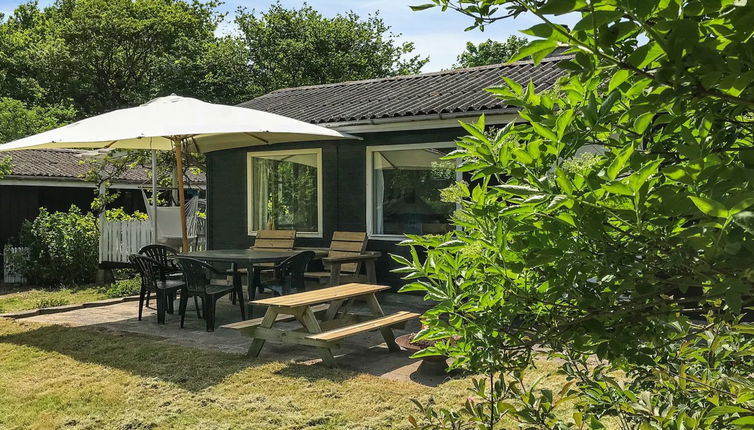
[{"left": 0, "top": 176, "right": 207, "bottom": 190}]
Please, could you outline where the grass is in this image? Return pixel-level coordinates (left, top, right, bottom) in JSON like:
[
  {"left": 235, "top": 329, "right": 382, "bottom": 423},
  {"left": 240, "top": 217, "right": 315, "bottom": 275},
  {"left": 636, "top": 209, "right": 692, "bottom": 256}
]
[
  {"left": 0, "top": 278, "right": 141, "bottom": 313},
  {"left": 0, "top": 318, "right": 574, "bottom": 430},
  {"left": 0, "top": 286, "right": 105, "bottom": 313}
]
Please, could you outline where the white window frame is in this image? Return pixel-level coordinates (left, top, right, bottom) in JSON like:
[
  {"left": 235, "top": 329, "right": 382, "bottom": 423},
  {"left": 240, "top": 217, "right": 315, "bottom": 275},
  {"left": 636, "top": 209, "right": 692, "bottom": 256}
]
[
  {"left": 247, "top": 148, "right": 323, "bottom": 238},
  {"left": 366, "top": 142, "right": 460, "bottom": 241}
]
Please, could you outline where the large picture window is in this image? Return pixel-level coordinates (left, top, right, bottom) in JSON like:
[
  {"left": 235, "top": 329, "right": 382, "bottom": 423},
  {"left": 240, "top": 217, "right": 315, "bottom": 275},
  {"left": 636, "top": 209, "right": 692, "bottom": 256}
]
[
  {"left": 247, "top": 149, "right": 322, "bottom": 236},
  {"left": 367, "top": 144, "right": 458, "bottom": 238}
]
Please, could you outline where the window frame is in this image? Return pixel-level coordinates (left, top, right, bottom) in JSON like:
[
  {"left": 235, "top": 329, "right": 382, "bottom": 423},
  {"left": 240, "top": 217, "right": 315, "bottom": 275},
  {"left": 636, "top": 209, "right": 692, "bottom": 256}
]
[
  {"left": 366, "top": 142, "right": 460, "bottom": 241},
  {"left": 246, "top": 148, "right": 324, "bottom": 238}
]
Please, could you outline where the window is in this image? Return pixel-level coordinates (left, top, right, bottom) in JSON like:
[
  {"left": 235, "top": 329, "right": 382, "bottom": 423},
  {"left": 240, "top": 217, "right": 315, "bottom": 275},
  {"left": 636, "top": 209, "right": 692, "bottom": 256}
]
[
  {"left": 367, "top": 143, "right": 458, "bottom": 239},
  {"left": 247, "top": 149, "right": 322, "bottom": 236}
]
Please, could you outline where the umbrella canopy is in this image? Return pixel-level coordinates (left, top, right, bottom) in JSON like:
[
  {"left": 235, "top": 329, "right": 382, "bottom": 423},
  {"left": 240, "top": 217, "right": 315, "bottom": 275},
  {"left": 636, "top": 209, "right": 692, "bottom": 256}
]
[
  {"left": 0, "top": 95, "right": 356, "bottom": 251},
  {"left": 0, "top": 95, "right": 353, "bottom": 153}
]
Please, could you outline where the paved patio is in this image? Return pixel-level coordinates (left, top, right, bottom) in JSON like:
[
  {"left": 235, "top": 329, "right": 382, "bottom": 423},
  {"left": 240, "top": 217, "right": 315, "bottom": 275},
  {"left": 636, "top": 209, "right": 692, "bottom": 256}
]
[{"left": 24, "top": 292, "right": 448, "bottom": 385}]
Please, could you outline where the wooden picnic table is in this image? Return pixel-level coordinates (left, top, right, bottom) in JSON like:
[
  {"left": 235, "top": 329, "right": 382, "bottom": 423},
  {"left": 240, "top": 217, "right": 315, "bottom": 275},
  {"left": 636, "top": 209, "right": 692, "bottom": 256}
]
[{"left": 222, "top": 283, "right": 420, "bottom": 366}]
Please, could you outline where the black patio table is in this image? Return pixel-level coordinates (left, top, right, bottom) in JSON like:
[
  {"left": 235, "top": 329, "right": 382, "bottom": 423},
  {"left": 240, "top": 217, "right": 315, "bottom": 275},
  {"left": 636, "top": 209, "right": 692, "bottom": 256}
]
[{"left": 177, "top": 248, "right": 328, "bottom": 300}]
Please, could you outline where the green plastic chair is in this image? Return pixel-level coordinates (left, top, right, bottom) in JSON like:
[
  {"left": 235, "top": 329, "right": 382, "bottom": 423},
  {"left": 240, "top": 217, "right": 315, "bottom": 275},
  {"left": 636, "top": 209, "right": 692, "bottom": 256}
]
[
  {"left": 129, "top": 254, "right": 184, "bottom": 324},
  {"left": 175, "top": 257, "right": 246, "bottom": 332}
]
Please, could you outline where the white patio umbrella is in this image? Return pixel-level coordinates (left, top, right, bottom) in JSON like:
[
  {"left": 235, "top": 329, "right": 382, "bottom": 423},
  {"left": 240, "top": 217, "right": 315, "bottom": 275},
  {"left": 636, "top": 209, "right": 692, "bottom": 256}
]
[{"left": 0, "top": 95, "right": 355, "bottom": 251}]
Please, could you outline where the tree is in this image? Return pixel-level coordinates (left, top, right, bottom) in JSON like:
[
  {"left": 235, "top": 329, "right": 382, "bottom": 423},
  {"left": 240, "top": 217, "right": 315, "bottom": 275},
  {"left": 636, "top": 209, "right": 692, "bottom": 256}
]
[
  {"left": 454, "top": 36, "right": 528, "bottom": 68},
  {"left": 0, "top": 97, "right": 74, "bottom": 180},
  {"left": 0, "top": 0, "right": 250, "bottom": 117},
  {"left": 0, "top": 0, "right": 252, "bottom": 204},
  {"left": 80, "top": 148, "right": 202, "bottom": 215},
  {"left": 0, "top": 157, "right": 10, "bottom": 179},
  {"left": 235, "top": 2, "right": 428, "bottom": 94},
  {"left": 177, "top": 36, "right": 259, "bottom": 105},
  {"left": 0, "top": 97, "right": 75, "bottom": 144},
  {"left": 0, "top": 1, "right": 430, "bottom": 201},
  {"left": 402, "top": 1, "right": 754, "bottom": 428}
]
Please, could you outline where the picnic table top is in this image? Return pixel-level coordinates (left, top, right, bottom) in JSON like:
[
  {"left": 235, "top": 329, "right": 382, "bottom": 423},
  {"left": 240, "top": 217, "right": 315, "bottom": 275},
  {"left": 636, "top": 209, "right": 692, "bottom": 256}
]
[
  {"left": 178, "top": 247, "right": 328, "bottom": 263},
  {"left": 250, "top": 283, "right": 390, "bottom": 308}
]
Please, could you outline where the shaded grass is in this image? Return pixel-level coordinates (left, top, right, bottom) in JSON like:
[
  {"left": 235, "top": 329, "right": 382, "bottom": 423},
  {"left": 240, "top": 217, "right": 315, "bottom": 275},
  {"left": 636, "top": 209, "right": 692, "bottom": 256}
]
[{"left": 0, "top": 318, "right": 576, "bottom": 429}]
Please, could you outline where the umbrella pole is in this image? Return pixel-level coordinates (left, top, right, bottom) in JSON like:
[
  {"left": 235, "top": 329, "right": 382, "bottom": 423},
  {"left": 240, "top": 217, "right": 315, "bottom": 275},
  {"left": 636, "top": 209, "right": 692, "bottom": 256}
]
[
  {"left": 173, "top": 139, "right": 189, "bottom": 252},
  {"left": 151, "top": 150, "right": 158, "bottom": 244}
]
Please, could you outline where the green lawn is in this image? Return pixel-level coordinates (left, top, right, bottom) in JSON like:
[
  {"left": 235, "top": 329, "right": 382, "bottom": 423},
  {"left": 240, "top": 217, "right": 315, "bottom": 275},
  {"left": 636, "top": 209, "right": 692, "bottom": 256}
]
[
  {"left": 0, "top": 279, "right": 140, "bottom": 313},
  {"left": 0, "top": 287, "right": 106, "bottom": 313},
  {"left": 0, "top": 318, "right": 574, "bottom": 430}
]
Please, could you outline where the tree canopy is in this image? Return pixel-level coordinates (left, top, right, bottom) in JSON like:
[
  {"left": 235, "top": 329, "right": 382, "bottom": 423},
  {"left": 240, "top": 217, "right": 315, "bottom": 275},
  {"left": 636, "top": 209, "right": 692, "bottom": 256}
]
[
  {"left": 0, "top": 0, "right": 235, "bottom": 116},
  {"left": 454, "top": 36, "right": 528, "bottom": 68},
  {"left": 235, "top": 3, "right": 428, "bottom": 94},
  {"left": 0, "top": 0, "right": 428, "bottom": 200},
  {"left": 404, "top": 0, "right": 754, "bottom": 428},
  {"left": 0, "top": 0, "right": 426, "bottom": 127}
]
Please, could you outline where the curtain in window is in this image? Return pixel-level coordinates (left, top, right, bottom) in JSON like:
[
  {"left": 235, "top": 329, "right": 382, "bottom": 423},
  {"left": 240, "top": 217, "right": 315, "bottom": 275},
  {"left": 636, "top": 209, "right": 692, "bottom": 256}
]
[
  {"left": 250, "top": 152, "right": 319, "bottom": 233},
  {"left": 252, "top": 158, "right": 270, "bottom": 230}
]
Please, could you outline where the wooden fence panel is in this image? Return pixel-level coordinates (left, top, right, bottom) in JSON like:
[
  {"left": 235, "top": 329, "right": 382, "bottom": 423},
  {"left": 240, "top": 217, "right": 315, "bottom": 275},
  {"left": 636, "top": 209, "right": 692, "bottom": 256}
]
[
  {"left": 99, "top": 220, "right": 154, "bottom": 264},
  {"left": 98, "top": 220, "right": 205, "bottom": 264}
]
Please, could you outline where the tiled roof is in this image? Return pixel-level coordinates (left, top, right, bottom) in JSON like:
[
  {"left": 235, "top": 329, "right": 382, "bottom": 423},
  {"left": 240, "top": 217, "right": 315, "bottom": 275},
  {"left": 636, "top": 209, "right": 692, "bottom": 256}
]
[
  {"left": 3, "top": 149, "right": 205, "bottom": 185},
  {"left": 238, "top": 56, "right": 569, "bottom": 125}
]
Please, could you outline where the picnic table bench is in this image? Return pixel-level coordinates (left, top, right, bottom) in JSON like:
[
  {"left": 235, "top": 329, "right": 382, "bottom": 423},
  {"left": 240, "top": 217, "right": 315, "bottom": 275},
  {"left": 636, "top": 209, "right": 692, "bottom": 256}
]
[{"left": 222, "top": 283, "right": 420, "bottom": 365}]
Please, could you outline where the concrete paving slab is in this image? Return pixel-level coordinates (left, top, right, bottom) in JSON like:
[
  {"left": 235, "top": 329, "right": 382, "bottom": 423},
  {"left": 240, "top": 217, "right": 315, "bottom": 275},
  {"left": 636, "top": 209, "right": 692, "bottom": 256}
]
[{"left": 24, "top": 293, "right": 445, "bottom": 385}]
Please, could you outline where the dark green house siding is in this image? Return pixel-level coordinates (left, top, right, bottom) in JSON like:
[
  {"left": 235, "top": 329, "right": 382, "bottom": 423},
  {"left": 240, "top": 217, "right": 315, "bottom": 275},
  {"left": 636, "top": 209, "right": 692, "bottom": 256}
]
[
  {"left": 206, "top": 127, "right": 467, "bottom": 287},
  {"left": 0, "top": 185, "right": 143, "bottom": 248}
]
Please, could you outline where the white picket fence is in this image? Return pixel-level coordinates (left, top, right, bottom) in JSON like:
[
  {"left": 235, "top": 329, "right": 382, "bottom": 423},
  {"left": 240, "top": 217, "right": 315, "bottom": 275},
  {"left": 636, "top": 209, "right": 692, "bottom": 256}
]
[
  {"left": 98, "top": 219, "right": 207, "bottom": 264},
  {"left": 3, "top": 245, "right": 28, "bottom": 284},
  {"left": 98, "top": 220, "right": 154, "bottom": 264}
]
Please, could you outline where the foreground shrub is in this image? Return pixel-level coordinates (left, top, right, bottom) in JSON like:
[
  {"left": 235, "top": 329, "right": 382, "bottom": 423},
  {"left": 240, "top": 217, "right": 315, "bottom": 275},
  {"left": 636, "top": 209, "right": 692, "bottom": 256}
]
[
  {"left": 19, "top": 206, "right": 99, "bottom": 287},
  {"left": 401, "top": 0, "right": 754, "bottom": 428}
]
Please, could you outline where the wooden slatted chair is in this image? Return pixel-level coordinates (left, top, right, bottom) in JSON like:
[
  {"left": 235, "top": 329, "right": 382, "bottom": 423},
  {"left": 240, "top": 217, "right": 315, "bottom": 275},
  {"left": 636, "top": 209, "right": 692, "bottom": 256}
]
[
  {"left": 304, "top": 232, "right": 379, "bottom": 286},
  {"left": 256, "top": 251, "right": 315, "bottom": 296},
  {"left": 233, "top": 230, "right": 297, "bottom": 300},
  {"left": 252, "top": 229, "right": 296, "bottom": 251}
]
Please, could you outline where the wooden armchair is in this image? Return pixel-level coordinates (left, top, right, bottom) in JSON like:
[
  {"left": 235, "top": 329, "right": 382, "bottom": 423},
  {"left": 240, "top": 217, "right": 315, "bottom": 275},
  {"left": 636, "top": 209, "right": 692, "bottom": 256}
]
[
  {"left": 233, "top": 229, "right": 296, "bottom": 276},
  {"left": 252, "top": 229, "right": 296, "bottom": 251},
  {"left": 241, "top": 229, "right": 297, "bottom": 299},
  {"left": 304, "top": 231, "right": 380, "bottom": 286}
]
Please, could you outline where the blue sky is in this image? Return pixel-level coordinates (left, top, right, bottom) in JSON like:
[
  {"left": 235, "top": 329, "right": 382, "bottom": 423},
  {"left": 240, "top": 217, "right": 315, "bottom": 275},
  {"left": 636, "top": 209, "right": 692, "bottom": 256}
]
[{"left": 0, "top": 0, "right": 578, "bottom": 71}]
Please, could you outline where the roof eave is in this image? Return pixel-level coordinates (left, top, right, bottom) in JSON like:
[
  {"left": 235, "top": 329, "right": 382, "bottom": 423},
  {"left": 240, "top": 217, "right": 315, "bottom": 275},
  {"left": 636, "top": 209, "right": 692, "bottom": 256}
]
[
  {"left": 1, "top": 175, "right": 206, "bottom": 188},
  {"left": 320, "top": 107, "right": 521, "bottom": 129}
]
